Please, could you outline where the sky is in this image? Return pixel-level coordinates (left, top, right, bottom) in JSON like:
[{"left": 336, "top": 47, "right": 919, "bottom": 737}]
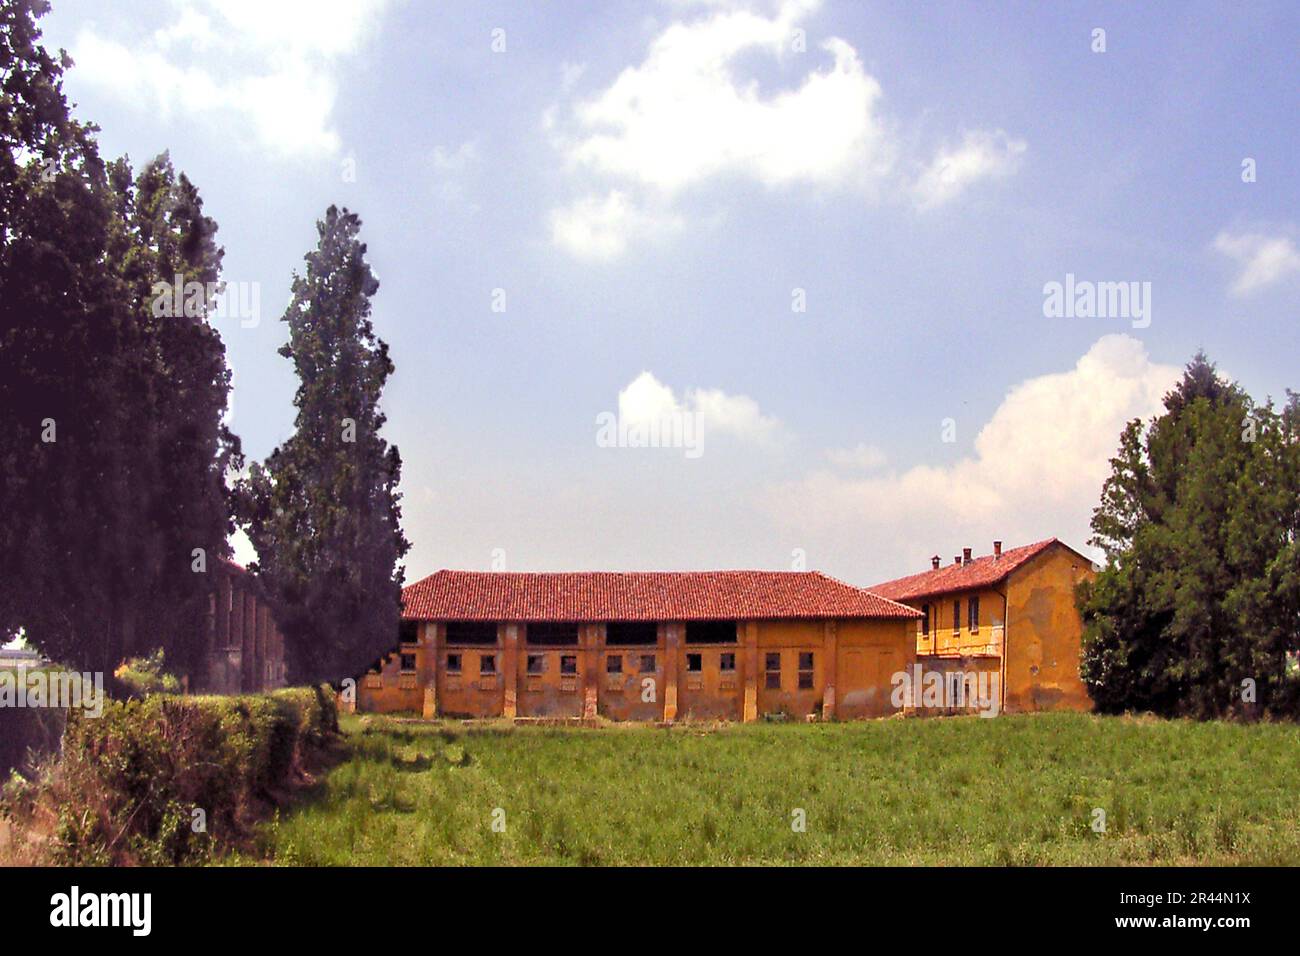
[{"left": 35, "top": 0, "right": 1300, "bottom": 587}]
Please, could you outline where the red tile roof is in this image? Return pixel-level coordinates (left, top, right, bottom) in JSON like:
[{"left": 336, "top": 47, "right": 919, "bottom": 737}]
[
  {"left": 401, "top": 570, "right": 921, "bottom": 622},
  {"left": 870, "top": 539, "right": 1076, "bottom": 602}
]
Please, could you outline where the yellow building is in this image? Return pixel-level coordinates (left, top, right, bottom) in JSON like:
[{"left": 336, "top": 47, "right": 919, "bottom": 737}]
[
  {"left": 870, "top": 538, "right": 1095, "bottom": 714},
  {"left": 356, "top": 570, "right": 921, "bottom": 722}
]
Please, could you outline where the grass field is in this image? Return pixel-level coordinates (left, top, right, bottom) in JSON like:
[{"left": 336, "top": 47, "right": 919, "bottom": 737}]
[{"left": 235, "top": 712, "right": 1300, "bottom": 866}]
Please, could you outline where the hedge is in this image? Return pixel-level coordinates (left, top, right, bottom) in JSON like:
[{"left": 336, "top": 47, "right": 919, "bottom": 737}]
[{"left": 1, "top": 685, "right": 338, "bottom": 865}]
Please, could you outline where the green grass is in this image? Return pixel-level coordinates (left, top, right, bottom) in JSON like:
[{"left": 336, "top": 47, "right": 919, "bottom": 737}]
[{"left": 231, "top": 712, "right": 1300, "bottom": 866}]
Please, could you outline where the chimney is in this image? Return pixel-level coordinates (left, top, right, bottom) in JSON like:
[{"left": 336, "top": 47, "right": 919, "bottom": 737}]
[
  {"left": 931, "top": 555, "right": 940, "bottom": 570},
  {"left": 963, "top": 547, "right": 972, "bottom": 565},
  {"left": 954, "top": 555, "right": 962, "bottom": 567},
  {"left": 993, "top": 540, "right": 1002, "bottom": 559}
]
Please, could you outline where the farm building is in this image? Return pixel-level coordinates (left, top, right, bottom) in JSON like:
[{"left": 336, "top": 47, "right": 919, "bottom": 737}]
[
  {"left": 355, "top": 539, "right": 1096, "bottom": 721},
  {"left": 198, "top": 558, "right": 288, "bottom": 694},
  {"left": 357, "top": 570, "right": 922, "bottom": 721},
  {"left": 870, "top": 538, "right": 1095, "bottom": 713}
]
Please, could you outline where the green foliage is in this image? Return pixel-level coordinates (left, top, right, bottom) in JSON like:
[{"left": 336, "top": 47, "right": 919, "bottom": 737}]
[
  {"left": 113, "top": 649, "right": 182, "bottom": 696},
  {"left": 1, "top": 686, "right": 338, "bottom": 865},
  {"left": 237, "top": 713, "right": 1300, "bottom": 866},
  {"left": 1079, "top": 352, "right": 1300, "bottom": 717},
  {"left": 237, "top": 207, "right": 409, "bottom": 685},
  {"left": 0, "top": 0, "right": 240, "bottom": 679}
]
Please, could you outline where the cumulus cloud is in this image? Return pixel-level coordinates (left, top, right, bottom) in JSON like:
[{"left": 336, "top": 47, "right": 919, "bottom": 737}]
[
  {"left": 617, "top": 370, "right": 781, "bottom": 446},
  {"left": 825, "top": 443, "right": 887, "bottom": 470},
  {"left": 550, "top": 191, "right": 683, "bottom": 261},
  {"left": 914, "top": 129, "right": 1027, "bottom": 210},
  {"left": 565, "top": 7, "right": 887, "bottom": 194},
  {"left": 758, "top": 335, "right": 1180, "bottom": 562},
  {"left": 68, "top": 0, "right": 391, "bottom": 158},
  {"left": 1213, "top": 230, "right": 1300, "bottom": 296},
  {"left": 547, "top": 0, "right": 1023, "bottom": 258}
]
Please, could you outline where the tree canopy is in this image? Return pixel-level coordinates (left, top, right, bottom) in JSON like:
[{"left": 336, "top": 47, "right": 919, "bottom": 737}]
[
  {"left": 237, "top": 206, "right": 409, "bottom": 685},
  {"left": 1079, "top": 352, "right": 1300, "bottom": 717},
  {"left": 0, "top": 0, "right": 239, "bottom": 677}
]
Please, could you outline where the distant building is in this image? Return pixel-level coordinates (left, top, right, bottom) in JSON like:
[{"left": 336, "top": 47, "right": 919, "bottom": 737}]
[
  {"left": 870, "top": 538, "right": 1095, "bottom": 713},
  {"left": 358, "top": 570, "right": 922, "bottom": 721},
  {"left": 0, "top": 647, "right": 45, "bottom": 669},
  {"left": 198, "top": 559, "right": 287, "bottom": 694}
]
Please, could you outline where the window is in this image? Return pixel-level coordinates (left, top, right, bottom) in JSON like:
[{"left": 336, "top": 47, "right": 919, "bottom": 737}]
[
  {"left": 606, "top": 621, "right": 658, "bottom": 645},
  {"left": 479, "top": 654, "right": 497, "bottom": 675},
  {"left": 400, "top": 653, "right": 417, "bottom": 673},
  {"left": 560, "top": 655, "right": 577, "bottom": 675},
  {"left": 527, "top": 654, "right": 545, "bottom": 675},
  {"left": 528, "top": 622, "right": 579, "bottom": 646},
  {"left": 686, "top": 620, "right": 737, "bottom": 644},
  {"left": 686, "top": 653, "right": 702, "bottom": 672},
  {"left": 719, "top": 652, "right": 736, "bottom": 672},
  {"left": 445, "top": 653, "right": 462, "bottom": 673},
  {"left": 969, "top": 596, "right": 980, "bottom": 633},
  {"left": 399, "top": 620, "right": 420, "bottom": 645},
  {"left": 640, "top": 654, "right": 657, "bottom": 672},
  {"left": 952, "top": 600, "right": 961, "bottom": 633},
  {"left": 765, "top": 652, "right": 781, "bottom": 690},
  {"left": 920, "top": 603, "right": 930, "bottom": 636},
  {"left": 446, "top": 621, "right": 498, "bottom": 645},
  {"left": 606, "top": 655, "right": 623, "bottom": 674},
  {"left": 797, "top": 652, "right": 814, "bottom": 690}
]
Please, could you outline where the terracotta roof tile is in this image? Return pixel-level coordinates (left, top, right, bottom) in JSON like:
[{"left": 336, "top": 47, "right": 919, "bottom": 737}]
[
  {"left": 401, "top": 570, "right": 920, "bottom": 622},
  {"left": 870, "top": 539, "right": 1066, "bottom": 602}
]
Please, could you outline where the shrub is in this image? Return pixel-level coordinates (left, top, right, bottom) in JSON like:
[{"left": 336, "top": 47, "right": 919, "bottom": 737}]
[
  {"left": 113, "top": 649, "right": 181, "bottom": 696},
  {"left": 1, "top": 685, "right": 338, "bottom": 865}
]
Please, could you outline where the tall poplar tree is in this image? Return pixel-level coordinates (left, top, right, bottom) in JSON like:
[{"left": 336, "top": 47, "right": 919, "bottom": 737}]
[
  {"left": 238, "top": 206, "right": 409, "bottom": 684},
  {"left": 1, "top": 0, "right": 239, "bottom": 677}
]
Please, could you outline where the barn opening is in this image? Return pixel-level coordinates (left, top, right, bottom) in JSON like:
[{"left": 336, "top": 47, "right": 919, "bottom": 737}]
[
  {"left": 528, "top": 622, "right": 578, "bottom": 646},
  {"left": 685, "top": 620, "right": 737, "bottom": 644},
  {"left": 607, "top": 621, "right": 658, "bottom": 645},
  {"left": 446, "top": 621, "right": 498, "bottom": 645}
]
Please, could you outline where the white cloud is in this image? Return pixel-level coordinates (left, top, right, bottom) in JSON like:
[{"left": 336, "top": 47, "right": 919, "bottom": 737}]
[
  {"left": 1213, "top": 230, "right": 1300, "bottom": 296},
  {"left": 547, "top": 0, "right": 1023, "bottom": 258},
  {"left": 913, "top": 129, "right": 1027, "bottom": 210},
  {"left": 559, "top": 61, "right": 588, "bottom": 93},
  {"left": 432, "top": 141, "right": 478, "bottom": 172},
  {"left": 68, "top": 0, "right": 391, "bottom": 158},
  {"left": 826, "top": 443, "right": 887, "bottom": 470},
  {"left": 758, "top": 335, "right": 1179, "bottom": 559},
  {"left": 618, "top": 370, "right": 781, "bottom": 446},
  {"left": 550, "top": 191, "right": 683, "bottom": 261},
  {"left": 566, "top": 9, "right": 887, "bottom": 194}
]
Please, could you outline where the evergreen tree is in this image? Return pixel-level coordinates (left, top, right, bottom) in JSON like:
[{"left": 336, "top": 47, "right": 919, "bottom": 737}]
[
  {"left": 238, "top": 206, "right": 409, "bottom": 684},
  {"left": 1079, "top": 353, "right": 1300, "bottom": 717},
  {"left": 0, "top": 0, "right": 238, "bottom": 677}
]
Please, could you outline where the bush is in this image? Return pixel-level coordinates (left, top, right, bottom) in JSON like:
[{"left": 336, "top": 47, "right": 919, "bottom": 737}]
[
  {"left": 1, "top": 685, "right": 338, "bottom": 865},
  {"left": 113, "top": 649, "right": 181, "bottom": 696}
]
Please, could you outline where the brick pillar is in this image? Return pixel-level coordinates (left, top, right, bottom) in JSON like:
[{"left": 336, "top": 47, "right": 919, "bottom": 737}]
[
  {"left": 242, "top": 586, "right": 257, "bottom": 692},
  {"left": 230, "top": 587, "right": 246, "bottom": 690},
  {"left": 743, "top": 620, "right": 758, "bottom": 722},
  {"left": 582, "top": 623, "right": 602, "bottom": 719},
  {"left": 255, "top": 603, "right": 269, "bottom": 690},
  {"left": 272, "top": 624, "right": 285, "bottom": 687},
  {"left": 428, "top": 621, "right": 444, "bottom": 717},
  {"left": 663, "top": 622, "right": 679, "bottom": 722},
  {"left": 502, "top": 623, "right": 519, "bottom": 718},
  {"left": 822, "top": 620, "right": 838, "bottom": 720},
  {"left": 217, "top": 574, "right": 232, "bottom": 648}
]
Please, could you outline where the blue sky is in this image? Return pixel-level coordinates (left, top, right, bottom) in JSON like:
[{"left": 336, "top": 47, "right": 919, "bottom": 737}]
[{"left": 38, "top": 0, "right": 1300, "bottom": 585}]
